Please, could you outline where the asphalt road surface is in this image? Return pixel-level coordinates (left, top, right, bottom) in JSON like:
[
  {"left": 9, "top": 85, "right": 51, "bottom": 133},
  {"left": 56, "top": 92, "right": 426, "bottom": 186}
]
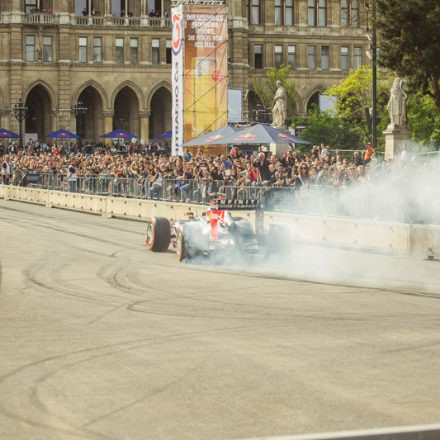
[{"left": 1, "top": 199, "right": 440, "bottom": 440}]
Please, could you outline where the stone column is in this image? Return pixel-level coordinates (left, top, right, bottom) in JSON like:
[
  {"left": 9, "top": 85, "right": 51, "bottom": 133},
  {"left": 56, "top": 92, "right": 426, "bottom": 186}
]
[
  {"left": 139, "top": 111, "right": 151, "bottom": 145},
  {"left": 102, "top": 110, "right": 114, "bottom": 146},
  {"left": 51, "top": 110, "right": 59, "bottom": 138},
  {"left": 298, "top": 0, "right": 308, "bottom": 27}
]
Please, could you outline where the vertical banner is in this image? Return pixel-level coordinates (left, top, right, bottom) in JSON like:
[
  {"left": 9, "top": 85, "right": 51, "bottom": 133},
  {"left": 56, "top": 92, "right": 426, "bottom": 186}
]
[
  {"left": 172, "top": 2, "right": 228, "bottom": 156},
  {"left": 171, "top": 4, "right": 184, "bottom": 156}
]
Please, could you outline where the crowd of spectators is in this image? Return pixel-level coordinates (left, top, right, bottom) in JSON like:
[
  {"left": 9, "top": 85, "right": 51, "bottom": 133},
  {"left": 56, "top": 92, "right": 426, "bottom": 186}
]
[{"left": 0, "top": 139, "right": 413, "bottom": 195}]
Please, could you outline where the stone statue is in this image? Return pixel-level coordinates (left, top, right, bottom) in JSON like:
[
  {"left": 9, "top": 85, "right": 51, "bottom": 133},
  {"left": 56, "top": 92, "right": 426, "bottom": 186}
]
[
  {"left": 387, "top": 77, "right": 407, "bottom": 128},
  {"left": 272, "top": 80, "right": 287, "bottom": 129}
]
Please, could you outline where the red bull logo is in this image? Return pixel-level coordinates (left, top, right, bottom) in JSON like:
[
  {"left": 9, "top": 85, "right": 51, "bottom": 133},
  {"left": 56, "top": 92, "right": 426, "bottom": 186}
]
[
  {"left": 172, "top": 12, "right": 183, "bottom": 55},
  {"left": 211, "top": 69, "right": 224, "bottom": 83},
  {"left": 206, "top": 134, "right": 223, "bottom": 142},
  {"left": 277, "top": 133, "right": 292, "bottom": 140},
  {"left": 235, "top": 133, "right": 256, "bottom": 141}
]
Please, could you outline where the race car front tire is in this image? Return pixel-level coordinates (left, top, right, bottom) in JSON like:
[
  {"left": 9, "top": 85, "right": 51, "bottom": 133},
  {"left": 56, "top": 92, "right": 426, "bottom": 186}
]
[{"left": 145, "top": 217, "right": 171, "bottom": 252}]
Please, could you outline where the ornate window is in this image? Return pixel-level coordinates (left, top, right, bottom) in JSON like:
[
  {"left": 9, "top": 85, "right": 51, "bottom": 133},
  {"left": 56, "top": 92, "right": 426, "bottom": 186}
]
[
  {"left": 25, "top": 0, "right": 37, "bottom": 13},
  {"left": 254, "top": 44, "right": 263, "bottom": 68},
  {"left": 275, "top": 0, "right": 293, "bottom": 26},
  {"left": 341, "top": 0, "right": 359, "bottom": 27},
  {"left": 152, "top": 38, "right": 160, "bottom": 64},
  {"left": 166, "top": 40, "right": 172, "bottom": 64},
  {"left": 93, "top": 37, "right": 102, "bottom": 63},
  {"left": 249, "top": 0, "right": 261, "bottom": 25},
  {"left": 308, "top": 0, "right": 326, "bottom": 27},
  {"left": 42, "top": 36, "right": 52, "bottom": 62},
  {"left": 274, "top": 45, "right": 283, "bottom": 67},
  {"left": 78, "top": 37, "right": 88, "bottom": 63},
  {"left": 287, "top": 45, "right": 296, "bottom": 68},
  {"left": 321, "top": 46, "right": 329, "bottom": 70},
  {"left": 340, "top": 46, "right": 349, "bottom": 70},
  {"left": 25, "top": 36, "right": 36, "bottom": 62},
  {"left": 308, "top": 45, "right": 316, "bottom": 70},
  {"left": 353, "top": 46, "right": 362, "bottom": 69},
  {"left": 115, "top": 37, "right": 124, "bottom": 64}
]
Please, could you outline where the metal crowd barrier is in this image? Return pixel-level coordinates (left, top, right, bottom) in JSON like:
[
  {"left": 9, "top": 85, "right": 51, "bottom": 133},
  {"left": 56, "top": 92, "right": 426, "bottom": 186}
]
[{"left": 13, "top": 173, "right": 440, "bottom": 226}]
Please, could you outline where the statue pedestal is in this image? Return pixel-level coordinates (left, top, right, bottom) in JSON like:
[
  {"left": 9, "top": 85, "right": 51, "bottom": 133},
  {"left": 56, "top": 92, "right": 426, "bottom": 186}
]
[{"left": 383, "top": 125, "right": 410, "bottom": 160}]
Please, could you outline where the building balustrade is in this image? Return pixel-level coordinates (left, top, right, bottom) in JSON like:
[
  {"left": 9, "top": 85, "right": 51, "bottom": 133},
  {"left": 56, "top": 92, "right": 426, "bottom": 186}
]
[
  {"left": 24, "top": 13, "right": 56, "bottom": 25},
  {"left": 0, "top": 13, "right": 171, "bottom": 28}
]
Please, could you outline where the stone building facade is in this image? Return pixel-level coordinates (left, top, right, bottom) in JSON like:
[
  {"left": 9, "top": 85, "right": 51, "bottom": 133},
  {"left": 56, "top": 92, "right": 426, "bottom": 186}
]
[{"left": 0, "top": 0, "right": 368, "bottom": 144}]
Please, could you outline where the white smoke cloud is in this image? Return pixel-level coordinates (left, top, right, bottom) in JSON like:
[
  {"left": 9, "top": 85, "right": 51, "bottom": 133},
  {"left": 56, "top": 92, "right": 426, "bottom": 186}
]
[{"left": 181, "top": 154, "right": 440, "bottom": 295}]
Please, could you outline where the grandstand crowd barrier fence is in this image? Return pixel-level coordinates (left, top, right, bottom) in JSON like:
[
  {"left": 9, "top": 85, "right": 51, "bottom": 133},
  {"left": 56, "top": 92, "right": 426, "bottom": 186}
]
[{"left": 7, "top": 172, "right": 439, "bottom": 226}]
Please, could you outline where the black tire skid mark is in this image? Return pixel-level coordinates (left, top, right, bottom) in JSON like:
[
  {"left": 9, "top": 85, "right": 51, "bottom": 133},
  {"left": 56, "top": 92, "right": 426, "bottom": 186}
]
[
  {"left": 0, "top": 207, "right": 139, "bottom": 250},
  {"left": 0, "top": 321, "right": 299, "bottom": 439},
  {"left": 126, "top": 297, "right": 371, "bottom": 322},
  {"left": 24, "top": 262, "right": 119, "bottom": 307},
  {"left": 96, "top": 249, "right": 174, "bottom": 298},
  {"left": 48, "top": 257, "right": 130, "bottom": 305},
  {"left": 3, "top": 201, "right": 439, "bottom": 299},
  {"left": 0, "top": 203, "right": 145, "bottom": 236}
]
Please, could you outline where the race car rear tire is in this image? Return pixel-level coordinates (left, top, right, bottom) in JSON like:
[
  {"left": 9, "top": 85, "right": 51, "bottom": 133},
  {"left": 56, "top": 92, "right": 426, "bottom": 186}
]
[{"left": 145, "top": 217, "right": 171, "bottom": 252}]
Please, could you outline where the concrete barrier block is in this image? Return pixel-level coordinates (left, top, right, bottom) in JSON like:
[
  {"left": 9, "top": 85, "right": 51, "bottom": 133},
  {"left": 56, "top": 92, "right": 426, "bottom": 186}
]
[
  {"left": 0, "top": 185, "right": 430, "bottom": 259},
  {"left": 410, "top": 224, "right": 440, "bottom": 258}
]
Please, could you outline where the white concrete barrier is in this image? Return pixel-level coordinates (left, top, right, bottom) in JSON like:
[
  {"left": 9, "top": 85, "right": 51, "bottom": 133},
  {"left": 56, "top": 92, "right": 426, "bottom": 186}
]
[
  {"left": 1, "top": 185, "right": 438, "bottom": 258},
  {"left": 410, "top": 224, "right": 440, "bottom": 258},
  {"left": 264, "top": 212, "right": 411, "bottom": 255}
]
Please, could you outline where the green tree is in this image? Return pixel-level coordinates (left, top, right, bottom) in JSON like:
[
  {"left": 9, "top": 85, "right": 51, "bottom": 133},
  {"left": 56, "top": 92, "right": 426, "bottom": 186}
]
[
  {"left": 325, "top": 66, "right": 391, "bottom": 140},
  {"left": 376, "top": 0, "right": 440, "bottom": 113},
  {"left": 250, "top": 66, "right": 299, "bottom": 124},
  {"left": 291, "top": 108, "right": 364, "bottom": 150},
  {"left": 407, "top": 92, "right": 440, "bottom": 149}
]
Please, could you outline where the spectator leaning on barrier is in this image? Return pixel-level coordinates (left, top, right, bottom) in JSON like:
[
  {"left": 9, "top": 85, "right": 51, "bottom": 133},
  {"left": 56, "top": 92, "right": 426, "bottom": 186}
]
[
  {"left": 1, "top": 156, "right": 11, "bottom": 185},
  {"left": 67, "top": 165, "right": 78, "bottom": 192}
]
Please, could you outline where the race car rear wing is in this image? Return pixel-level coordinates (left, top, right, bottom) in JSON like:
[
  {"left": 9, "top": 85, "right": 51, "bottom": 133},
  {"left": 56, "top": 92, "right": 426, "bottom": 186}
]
[
  {"left": 211, "top": 198, "right": 264, "bottom": 236},
  {"left": 212, "top": 199, "right": 260, "bottom": 210}
]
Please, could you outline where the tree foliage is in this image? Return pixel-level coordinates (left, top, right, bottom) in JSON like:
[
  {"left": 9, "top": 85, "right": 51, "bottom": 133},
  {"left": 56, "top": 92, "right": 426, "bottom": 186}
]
[
  {"left": 291, "top": 108, "right": 364, "bottom": 150},
  {"left": 407, "top": 92, "right": 440, "bottom": 149},
  {"left": 376, "top": 0, "right": 440, "bottom": 113},
  {"left": 250, "top": 66, "right": 299, "bottom": 123},
  {"left": 325, "top": 65, "right": 391, "bottom": 140}
]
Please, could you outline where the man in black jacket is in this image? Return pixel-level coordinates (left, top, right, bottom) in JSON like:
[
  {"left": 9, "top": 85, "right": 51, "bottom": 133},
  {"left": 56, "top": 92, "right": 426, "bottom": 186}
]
[{"left": 257, "top": 152, "right": 271, "bottom": 183}]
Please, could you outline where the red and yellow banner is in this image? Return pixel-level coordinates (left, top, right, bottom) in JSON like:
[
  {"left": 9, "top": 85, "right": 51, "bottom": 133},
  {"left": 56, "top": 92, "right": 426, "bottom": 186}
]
[{"left": 172, "top": 3, "right": 228, "bottom": 156}]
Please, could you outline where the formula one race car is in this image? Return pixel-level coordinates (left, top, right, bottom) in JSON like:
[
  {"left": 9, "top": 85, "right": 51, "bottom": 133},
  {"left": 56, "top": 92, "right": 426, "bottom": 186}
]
[{"left": 145, "top": 199, "right": 289, "bottom": 261}]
